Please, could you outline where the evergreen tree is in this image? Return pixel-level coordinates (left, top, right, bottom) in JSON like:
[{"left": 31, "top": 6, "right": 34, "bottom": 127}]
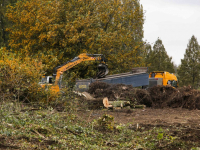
[
  {"left": 146, "top": 38, "right": 175, "bottom": 73},
  {"left": 144, "top": 43, "right": 153, "bottom": 71},
  {"left": 177, "top": 35, "right": 200, "bottom": 88}
]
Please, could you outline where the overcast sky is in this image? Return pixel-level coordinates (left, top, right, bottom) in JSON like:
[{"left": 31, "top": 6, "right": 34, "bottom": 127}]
[{"left": 140, "top": 0, "right": 200, "bottom": 66}]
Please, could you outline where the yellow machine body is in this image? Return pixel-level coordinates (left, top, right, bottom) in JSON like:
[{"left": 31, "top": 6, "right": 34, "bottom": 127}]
[{"left": 149, "top": 71, "right": 178, "bottom": 88}]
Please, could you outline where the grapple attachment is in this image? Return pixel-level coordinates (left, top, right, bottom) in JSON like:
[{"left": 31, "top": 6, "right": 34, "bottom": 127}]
[{"left": 96, "top": 63, "right": 109, "bottom": 78}]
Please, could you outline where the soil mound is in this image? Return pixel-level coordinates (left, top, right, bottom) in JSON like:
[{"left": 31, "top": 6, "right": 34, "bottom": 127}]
[
  {"left": 147, "top": 85, "right": 177, "bottom": 108},
  {"left": 87, "top": 81, "right": 111, "bottom": 94},
  {"left": 147, "top": 85, "right": 200, "bottom": 109},
  {"left": 168, "top": 86, "right": 200, "bottom": 110},
  {"left": 88, "top": 82, "right": 148, "bottom": 105},
  {"left": 135, "top": 89, "right": 152, "bottom": 107}
]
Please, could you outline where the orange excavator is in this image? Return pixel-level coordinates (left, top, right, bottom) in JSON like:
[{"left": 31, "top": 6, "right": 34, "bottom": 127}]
[{"left": 39, "top": 53, "right": 109, "bottom": 93}]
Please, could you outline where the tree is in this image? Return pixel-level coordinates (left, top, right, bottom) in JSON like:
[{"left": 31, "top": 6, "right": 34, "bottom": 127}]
[
  {"left": 146, "top": 38, "right": 175, "bottom": 73},
  {"left": 177, "top": 35, "right": 200, "bottom": 88},
  {"left": 0, "top": 47, "right": 45, "bottom": 102},
  {"left": 144, "top": 43, "right": 153, "bottom": 70},
  {"left": 0, "top": 0, "right": 17, "bottom": 47},
  {"left": 6, "top": 0, "right": 144, "bottom": 77},
  {"left": 0, "top": 0, "right": 9, "bottom": 47}
]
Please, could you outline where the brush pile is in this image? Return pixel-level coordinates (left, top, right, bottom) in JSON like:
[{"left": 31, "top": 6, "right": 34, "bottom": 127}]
[{"left": 87, "top": 81, "right": 200, "bottom": 110}]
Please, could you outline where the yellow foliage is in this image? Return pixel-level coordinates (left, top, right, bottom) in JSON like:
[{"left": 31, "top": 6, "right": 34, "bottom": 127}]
[
  {"left": 0, "top": 47, "right": 55, "bottom": 102},
  {"left": 6, "top": 0, "right": 145, "bottom": 76}
]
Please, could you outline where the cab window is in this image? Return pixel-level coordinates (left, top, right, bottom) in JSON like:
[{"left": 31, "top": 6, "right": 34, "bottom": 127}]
[{"left": 171, "top": 81, "right": 177, "bottom": 87}]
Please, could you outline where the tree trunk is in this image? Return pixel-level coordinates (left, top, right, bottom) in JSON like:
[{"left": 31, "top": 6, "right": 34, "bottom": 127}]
[{"left": 0, "top": 0, "right": 5, "bottom": 45}]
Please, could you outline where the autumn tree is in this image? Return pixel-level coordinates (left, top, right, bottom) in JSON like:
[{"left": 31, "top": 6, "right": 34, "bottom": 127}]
[
  {"left": 146, "top": 38, "right": 175, "bottom": 73},
  {"left": 6, "top": 0, "right": 144, "bottom": 77},
  {"left": 177, "top": 35, "right": 200, "bottom": 88}
]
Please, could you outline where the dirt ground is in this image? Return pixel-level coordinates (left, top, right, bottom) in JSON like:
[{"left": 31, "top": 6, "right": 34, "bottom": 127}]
[
  {"left": 82, "top": 82, "right": 200, "bottom": 125},
  {"left": 76, "top": 82, "right": 200, "bottom": 146},
  {"left": 76, "top": 107, "right": 200, "bottom": 147},
  {"left": 77, "top": 107, "right": 200, "bottom": 126}
]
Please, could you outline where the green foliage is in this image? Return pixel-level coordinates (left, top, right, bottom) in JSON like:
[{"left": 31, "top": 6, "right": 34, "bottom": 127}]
[
  {"left": 97, "top": 114, "right": 114, "bottom": 131},
  {"left": 145, "top": 38, "right": 175, "bottom": 73},
  {"left": 144, "top": 43, "right": 153, "bottom": 67},
  {"left": 177, "top": 35, "right": 200, "bottom": 88},
  {"left": 6, "top": 0, "right": 145, "bottom": 76}
]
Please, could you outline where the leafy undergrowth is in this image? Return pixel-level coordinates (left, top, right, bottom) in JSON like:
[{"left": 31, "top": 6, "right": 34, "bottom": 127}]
[{"left": 0, "top": 100, "right": 200, "bottom": 150}]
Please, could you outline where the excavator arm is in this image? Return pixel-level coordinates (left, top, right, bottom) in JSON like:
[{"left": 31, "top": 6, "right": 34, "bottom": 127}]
[{"left": 53, "top": 53, "right": 109, "bottom": 86}]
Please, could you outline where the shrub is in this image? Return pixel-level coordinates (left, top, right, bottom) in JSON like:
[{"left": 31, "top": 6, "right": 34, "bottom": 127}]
[
  {"left": 97, "top": 114, "right": 115, "bottom": 131},
  {"left": 0, "top": 47, "right": 48, "bottom": 102}
]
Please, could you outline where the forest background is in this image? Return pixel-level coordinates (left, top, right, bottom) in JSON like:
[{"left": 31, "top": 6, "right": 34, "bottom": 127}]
[{"left": 0, "top": 0, "right": 200, "bottom": 88}]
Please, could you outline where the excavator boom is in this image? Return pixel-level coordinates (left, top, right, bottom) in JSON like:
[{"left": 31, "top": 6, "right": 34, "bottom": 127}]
[
  {"left": 40, "top": 53, "right": 109, "bottom": 93},
  {"left": 53, "top": 53, "right": 108, "bottom": 84}
]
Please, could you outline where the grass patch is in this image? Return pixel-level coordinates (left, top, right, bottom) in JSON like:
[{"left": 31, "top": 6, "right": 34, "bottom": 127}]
[{"left": 0, "top": 99, "right": 200, "bottom": 149}]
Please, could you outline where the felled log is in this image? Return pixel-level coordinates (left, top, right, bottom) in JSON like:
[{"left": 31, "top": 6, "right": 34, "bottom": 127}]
[
  {"left": 103, "top": 97, "right": 130, "bottom": 108},
  {"left": 130, "top": 104, "right": 146, "bottom": 109},
  {"left": 103, "top": 97, "right": 113, "bottom": 108},
  {"left": 103, "top": 97, "right": 146, "bottom": 109},
  {"left": 109, "top": 101, "right": 130, "bottom": 107}
]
